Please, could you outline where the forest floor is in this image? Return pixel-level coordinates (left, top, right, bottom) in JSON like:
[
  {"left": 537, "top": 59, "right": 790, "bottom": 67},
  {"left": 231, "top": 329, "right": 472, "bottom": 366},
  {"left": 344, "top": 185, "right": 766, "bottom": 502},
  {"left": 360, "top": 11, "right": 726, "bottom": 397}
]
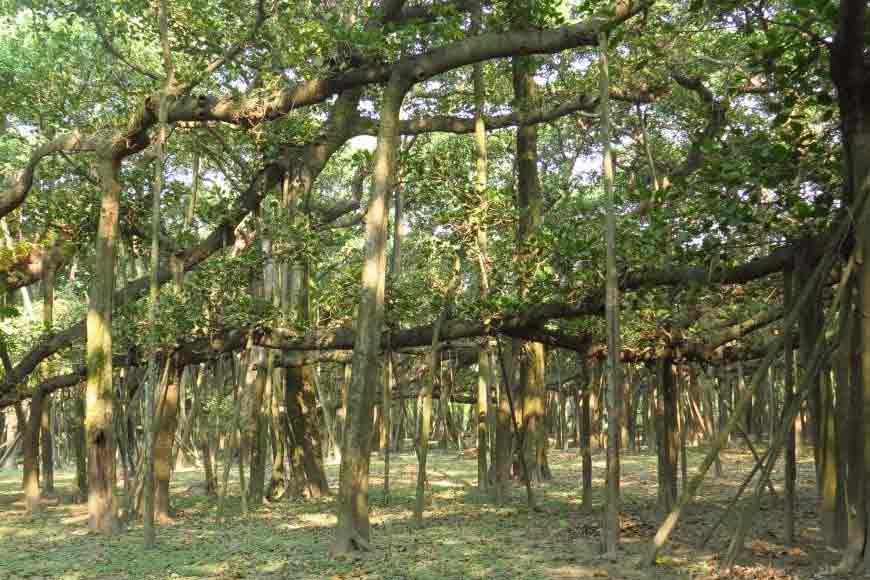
[{"left": 0, "top": 444, "right": 857, "bottom": 580}]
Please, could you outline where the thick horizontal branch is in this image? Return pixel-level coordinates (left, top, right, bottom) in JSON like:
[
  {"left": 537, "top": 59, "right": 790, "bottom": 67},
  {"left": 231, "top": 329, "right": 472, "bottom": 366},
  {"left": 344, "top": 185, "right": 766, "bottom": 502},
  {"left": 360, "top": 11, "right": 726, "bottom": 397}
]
[{"left": 260, "top": 240, "right": 796, "bottom": 353}]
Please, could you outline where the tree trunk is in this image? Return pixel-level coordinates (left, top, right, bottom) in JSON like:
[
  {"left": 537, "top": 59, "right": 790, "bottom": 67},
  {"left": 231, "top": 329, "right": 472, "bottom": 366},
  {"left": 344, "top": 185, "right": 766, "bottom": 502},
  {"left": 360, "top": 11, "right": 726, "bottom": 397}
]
[
  {"left": 286, "top": 364, "right": 328, "bottom": 498},
  {"left": 512, "top": 52, "right": 548, "bottom": 485},
  {"left": 830, "top": 10, "right": 870, "bottom": 564},
  {"left": 656, "top": 357, "right": 678, "bottom": 517},
  {"left": 383, "top": 354, "right": 392, "bottom": 502},
  {"left": 581, "top": 362, "right": 594, "bottom": 511},
  {"left": 86, "top": 154, "right": 122, "bottom": 534},
  {"left": 783, "top": 266, "right": 796, "bottom": 544},
  {"left": 39, "top": 395, "right": 53, "bottom": 495},
  {"left": 73, "top": 392, "right": 87, "bottom": 497},
  {"left": 23, "top": 390, "right": 44, "bottom": 515},
  {"left": 331, "top": 74, "right": 408, "bottom": 556},
  {"left": 267, "top": 365, "right": 289, "bottom": 500},
  {"left": 154, "top": 361, "right": 180, "bottom": 523},
  {"left": 493, "top": 341, "right": 514, "bottom": 503},
  {"left": 471, "top": 0, "right": 490, "bottom": 494},
  {"left": 1, "top": 405, "right": 22, "bottom": 469},
  {"left": 600, "top": 30, "right": 622, "bottom": 554}
]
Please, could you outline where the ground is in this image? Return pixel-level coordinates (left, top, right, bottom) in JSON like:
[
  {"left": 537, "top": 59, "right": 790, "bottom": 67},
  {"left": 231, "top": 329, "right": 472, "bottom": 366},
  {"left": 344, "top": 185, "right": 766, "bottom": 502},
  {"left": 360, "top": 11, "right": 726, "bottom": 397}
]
[{"left": 0, "top": 445, "right": 860, "bottom": 580}]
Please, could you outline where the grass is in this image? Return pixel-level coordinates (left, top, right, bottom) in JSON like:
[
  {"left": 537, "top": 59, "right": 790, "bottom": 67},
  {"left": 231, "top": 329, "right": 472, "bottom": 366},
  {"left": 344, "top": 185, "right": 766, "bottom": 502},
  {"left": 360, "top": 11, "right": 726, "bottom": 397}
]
[{"left": 0, "top": 445, "right": 846, "bottom": 579}]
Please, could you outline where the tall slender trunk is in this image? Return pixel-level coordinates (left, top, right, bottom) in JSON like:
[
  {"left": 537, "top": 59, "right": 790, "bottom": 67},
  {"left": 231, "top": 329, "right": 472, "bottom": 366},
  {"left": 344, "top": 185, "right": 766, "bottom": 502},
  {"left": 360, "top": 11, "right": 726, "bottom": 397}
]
[
  {"left": 415, "top": 325, "right": 439, "bottom": 526},
  {"left": 154, "top": 359, "right": 180, "bottom": 523},
  {"left": 656, "top": 357, "right": 678, "bottom": 517},
  {"left": 512, "top": 52, "right": 548, "bottom": 484},
  {"left": 599, "top": 31, "right": 622, "bottom": 553},
  {"left": 86, "top": 153, "right": 122, "bottom": 534},
  {"left": 72, "top": 392, "right": 87, "bottom": 497},
  {"left": 581, "top": 361, "right": 594, "bottom": 511},
  {"left": 23, "top": 390, "right": 44, "bottom": 515},
  {"left": 39, "top": 261, "right": 54, "bottom": 495},
  {"left": 39, "top": 393, "right": 53, "bottom": 494},
  {"left": 331, "top": 74, "right": 409, "bottom": 556},
  {"left": 1, "top": 405, "right": 22, "bottom": 469},
  {"left": 143, "top": 0, "right": 174, "bottom": 546},
  {"left": 471, "top": 1, "right": 490, "bottom": 495},
  {"left": 383, "top": 354, "right": 392, "bottom": 502},
  {"left": 783, "top": 266, "right": 796, "bottom": 543},
  {"left": 494, "top": 347, "right": 513, "bottom": 503}
]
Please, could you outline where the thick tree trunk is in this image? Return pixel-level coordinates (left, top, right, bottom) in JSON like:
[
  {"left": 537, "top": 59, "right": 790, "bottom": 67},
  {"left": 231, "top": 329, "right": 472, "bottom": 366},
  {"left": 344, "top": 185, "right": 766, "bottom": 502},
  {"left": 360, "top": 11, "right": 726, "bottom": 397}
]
[
  {"left": 838, "top": 281, "right": 864, "bottom": 569},
  {"left": 795, "top": 245, "right": 823, "bottom": 477},
  {"left": 831, "top": 9, "right": 870, "bottom": 566},
  {"left": 86, "top": 154, "right": 121, "bottom": 534}
]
